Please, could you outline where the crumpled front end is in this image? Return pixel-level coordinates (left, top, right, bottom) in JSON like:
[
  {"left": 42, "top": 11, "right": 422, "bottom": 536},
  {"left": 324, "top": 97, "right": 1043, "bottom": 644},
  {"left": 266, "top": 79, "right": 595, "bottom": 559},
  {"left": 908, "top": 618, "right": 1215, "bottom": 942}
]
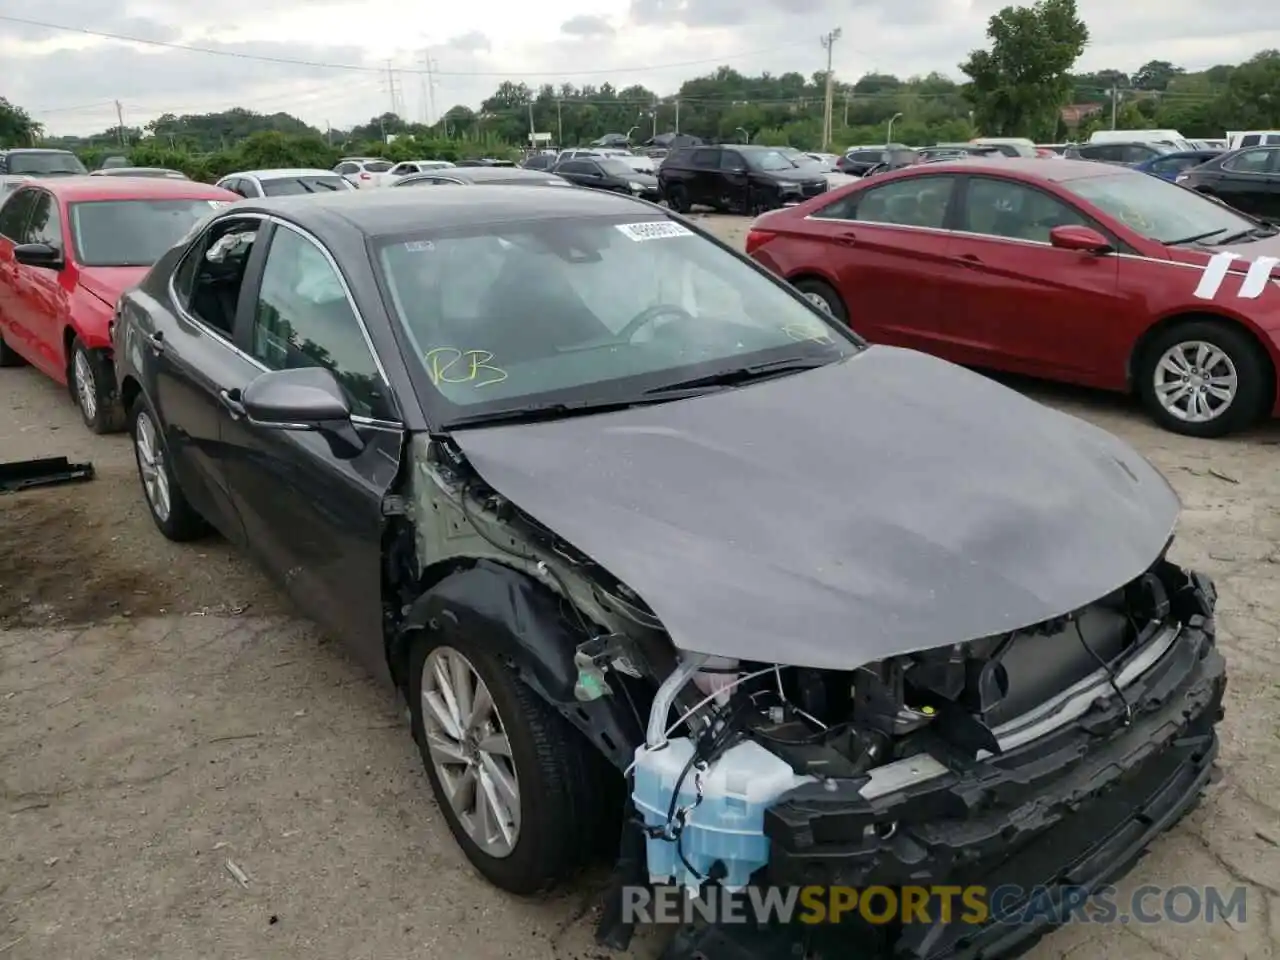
[{"left": 619, "top": 559, "right": 1225, "bottom": 960}]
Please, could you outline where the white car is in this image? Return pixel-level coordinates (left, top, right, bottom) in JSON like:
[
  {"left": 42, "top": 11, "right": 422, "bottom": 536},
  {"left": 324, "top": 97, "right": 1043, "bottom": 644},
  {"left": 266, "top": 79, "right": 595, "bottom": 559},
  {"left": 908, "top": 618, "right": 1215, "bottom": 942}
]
[
  {"left": 805, "top": 152, "right": 842, "bottom": 171},
  {"left": 618, "top": 154, "right": 656, "bottom": 174},
  {"left": 214, "top": 168, "right": 356, "bottom": 198},
  {"left": 388, "top": 160, "right": 456, "bottom": 177},
  {"left": 334, "top": 157, "right": 397, "bottom": 188}
]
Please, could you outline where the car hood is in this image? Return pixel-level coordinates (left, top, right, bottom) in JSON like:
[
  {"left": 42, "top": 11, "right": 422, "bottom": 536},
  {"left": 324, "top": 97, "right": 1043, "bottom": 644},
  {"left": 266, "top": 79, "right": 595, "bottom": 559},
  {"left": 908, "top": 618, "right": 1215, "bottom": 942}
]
[
  {"left": 77, "top": 266, "right": 149, "bottom": 307},
  {"left": 450, "top": 346, "right": 1180, "bottom": 670},
  {"left": 628, "top": 172, "right": 659, "bottom": 185}
]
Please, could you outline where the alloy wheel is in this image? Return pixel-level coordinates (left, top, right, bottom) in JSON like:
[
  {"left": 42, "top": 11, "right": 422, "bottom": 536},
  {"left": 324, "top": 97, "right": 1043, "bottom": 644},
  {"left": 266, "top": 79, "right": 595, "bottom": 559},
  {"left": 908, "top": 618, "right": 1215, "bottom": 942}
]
[
  {"left": 804, "top": 291, "right": 833, "bottom": 315},
  {"left": 1153, "top": 340, "right": 1238, "bottom": 423},
  {"left": 74, "top": 350, "right": 97, "bottom": 421},
  {"left": 420, "top": 646, "right": 521, "bottom": 858},
  {"left": 134, "top": 410, "right": 172, "bottom": 522}
]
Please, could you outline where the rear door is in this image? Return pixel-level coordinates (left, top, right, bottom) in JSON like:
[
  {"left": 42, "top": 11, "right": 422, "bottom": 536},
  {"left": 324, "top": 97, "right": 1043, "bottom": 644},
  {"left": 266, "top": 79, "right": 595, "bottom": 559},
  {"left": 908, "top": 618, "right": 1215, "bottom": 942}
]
[
  {"left": 152, "top": 214, "right": 267, "bottom": 542},
  {"left": 718, "top": 149, "right": 750, "bottom": 210},
  {"left": 14, "top": 188, "right": 70, "bottom": 377},
  {"left": 796, "top": 174, "right": 963, "bottom": 350},
  {"left": 224, "top": 221, "right": 401, "bottom": 682},
  {"left": 689, "top": 148, "right": 722, "bottom": 207},
  {"left": 943, "top": 175, "right": 1126, "bottom": 385}
]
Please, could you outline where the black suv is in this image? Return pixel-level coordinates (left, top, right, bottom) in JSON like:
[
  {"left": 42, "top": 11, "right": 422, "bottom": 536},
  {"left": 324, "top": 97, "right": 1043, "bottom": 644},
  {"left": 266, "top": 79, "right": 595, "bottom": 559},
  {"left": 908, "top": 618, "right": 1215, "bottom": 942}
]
[
  {"left": 0, "top": 148, "right": 87, "bottom": 177},
  {"left": 658, "top": 144, "right": 827, "bottom": 215}
]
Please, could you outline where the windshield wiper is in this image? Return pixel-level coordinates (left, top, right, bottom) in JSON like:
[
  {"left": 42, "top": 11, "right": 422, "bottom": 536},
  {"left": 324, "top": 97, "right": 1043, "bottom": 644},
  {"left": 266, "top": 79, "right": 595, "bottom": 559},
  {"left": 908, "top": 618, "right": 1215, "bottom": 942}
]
[
  {"left": 1216, "top": 224, "right": 1279, "bottom": 244},
  {"left": 1163, "top": 228, "right": 1226, "bottom": 245},
  {"left": 442, "top": 389, "right": 718, "bottom": 431},
  {"left": 642, "top": 356, "right": 832, "bottom": 395}
]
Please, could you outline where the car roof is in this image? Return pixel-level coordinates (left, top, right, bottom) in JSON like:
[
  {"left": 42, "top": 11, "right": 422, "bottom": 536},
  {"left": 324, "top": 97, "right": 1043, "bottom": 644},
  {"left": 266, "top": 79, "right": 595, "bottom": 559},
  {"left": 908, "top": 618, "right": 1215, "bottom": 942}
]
[
  {"left": 234, "top": 168, "right": 345, "bottom": 180},
  {"left": 405, "top": 166, "right": 566, "bottom": 183},
  {"left": 14, "top": 175, "right": 235, "bottom": 201},
  {"left": 247, "top": 183, "right": 660, "bottom": 237},
  {"left": 897, "top": 156, "right": 1124, "bottom": 183},
  {"left": 0, "top": 147, "right": 77, "bottom": 155},
  {"left": 92, "top": 167, "right": 184, "bottom": 175}
]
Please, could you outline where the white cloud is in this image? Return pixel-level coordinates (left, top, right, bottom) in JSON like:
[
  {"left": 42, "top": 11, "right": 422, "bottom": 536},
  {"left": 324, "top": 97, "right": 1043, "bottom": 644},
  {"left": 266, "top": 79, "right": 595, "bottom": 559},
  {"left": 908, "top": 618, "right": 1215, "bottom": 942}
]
[{"left": 3, "top": 0, "right": 1277, "bottom": 136}]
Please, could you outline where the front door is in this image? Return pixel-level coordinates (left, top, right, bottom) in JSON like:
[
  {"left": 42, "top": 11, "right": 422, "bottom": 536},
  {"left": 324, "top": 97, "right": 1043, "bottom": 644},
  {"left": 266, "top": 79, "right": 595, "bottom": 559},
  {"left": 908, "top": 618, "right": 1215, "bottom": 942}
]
[
  {"left": 224, "top": 221, "right": 402, "bottom": 683},
  {"left": 17, "top": 189, "right": 73, "bottom": 378},
  {"left": 944, "top": 175, "right": 1125, "bottom": 386},
  {"left": 0, "top": 188, "right": 38, "bottom": 363},
  {"left": 798, "top": 174, "right": 964, "bottom": 352},
  {"left": 151, "top": 214, "right": 266, "bottom": 542}
]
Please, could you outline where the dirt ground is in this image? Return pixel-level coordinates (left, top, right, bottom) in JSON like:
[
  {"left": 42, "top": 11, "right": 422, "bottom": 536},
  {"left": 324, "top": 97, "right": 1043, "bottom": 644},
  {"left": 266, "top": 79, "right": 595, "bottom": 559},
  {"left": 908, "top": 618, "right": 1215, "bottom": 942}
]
[{"left": 2, "top": 214, "right": 1279, "bottom": 960}]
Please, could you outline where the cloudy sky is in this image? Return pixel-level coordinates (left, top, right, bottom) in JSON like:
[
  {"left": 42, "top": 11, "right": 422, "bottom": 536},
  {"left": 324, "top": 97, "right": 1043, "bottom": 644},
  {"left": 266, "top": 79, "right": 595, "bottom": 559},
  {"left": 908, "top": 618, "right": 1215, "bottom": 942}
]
[{"left": 2, "top": 0, "right": 1278, "bottom": 136}]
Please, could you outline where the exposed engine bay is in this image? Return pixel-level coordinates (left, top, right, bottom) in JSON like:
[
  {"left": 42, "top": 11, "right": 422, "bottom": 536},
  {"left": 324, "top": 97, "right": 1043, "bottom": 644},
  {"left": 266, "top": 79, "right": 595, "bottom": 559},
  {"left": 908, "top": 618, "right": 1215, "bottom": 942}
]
[{"left": 383, "top": 433, "right": 1225, "bottom": 960}]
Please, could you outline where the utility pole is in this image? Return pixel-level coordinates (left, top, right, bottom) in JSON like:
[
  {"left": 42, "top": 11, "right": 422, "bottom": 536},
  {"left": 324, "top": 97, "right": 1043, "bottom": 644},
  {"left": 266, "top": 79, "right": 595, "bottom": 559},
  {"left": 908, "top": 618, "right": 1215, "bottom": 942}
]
[
  {"left": 326, "top": 121, "right": 332, "bottom": 146},
  {"left": 418, "top": 49, "right": 438, "bottom": 126},
  {"left": 651, "top": 99, "right": 658, "bottom": 138},
  {"left": 383, "top": 60, "right": 402, "bottom": 120},
  {"left": 528, "top": 101, "right": 536, "bottom": 150},
  {"left": 556, "top": 99, "right": 563, "bottom": 147},
  {"left": 819, "top": 28, "right": 841, "bottom": 151},
  {"left": 674, "top": 99, "right": 680, "bottom": 134},
  {"left": 114, "top": 99, "right": 125, "bottom": 145},
  {"left": 1109, "top": 86, "right": 1118, "bottom": 129}
]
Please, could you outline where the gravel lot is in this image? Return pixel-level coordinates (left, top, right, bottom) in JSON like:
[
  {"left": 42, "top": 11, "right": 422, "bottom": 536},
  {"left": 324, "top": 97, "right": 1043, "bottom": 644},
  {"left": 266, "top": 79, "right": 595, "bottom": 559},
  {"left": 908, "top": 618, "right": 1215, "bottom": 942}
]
[{"left": 3, "top": 213, "right": 1279, "bottom": 960}]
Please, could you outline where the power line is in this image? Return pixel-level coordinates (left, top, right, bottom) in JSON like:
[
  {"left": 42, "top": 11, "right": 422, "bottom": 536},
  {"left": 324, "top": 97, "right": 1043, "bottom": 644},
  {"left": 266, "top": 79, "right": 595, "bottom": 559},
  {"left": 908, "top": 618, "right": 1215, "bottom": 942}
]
[{"left": 0, "top": 14, "right": 812, "bottom": 78}]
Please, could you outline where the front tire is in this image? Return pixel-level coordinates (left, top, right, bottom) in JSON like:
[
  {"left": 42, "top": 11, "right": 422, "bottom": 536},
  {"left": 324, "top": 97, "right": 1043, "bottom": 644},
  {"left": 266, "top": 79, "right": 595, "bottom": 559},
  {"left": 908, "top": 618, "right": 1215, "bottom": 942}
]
[
  {"left": 0, "top": 327, "right": 25, "bottom": 367},
  {"left": 408, "top": 634, "right": 612, "bottom": 894},
  {"left": 665, "top": 183, "right": 690, "bottom": 213},
  {"left": 70, "top": 337, "right": 126, "bottom": 434},
  {"left": 129, "top": 395, "right": 208, "bottom": 541},
  {"left": 1137, "top": 320, "right": 1268, "bottom": 437}
]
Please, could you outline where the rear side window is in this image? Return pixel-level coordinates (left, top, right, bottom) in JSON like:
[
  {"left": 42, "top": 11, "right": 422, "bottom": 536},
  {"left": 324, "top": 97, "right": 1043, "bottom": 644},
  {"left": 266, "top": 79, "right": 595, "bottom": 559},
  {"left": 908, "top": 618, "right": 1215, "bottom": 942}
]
[
  {"left": 1240, "top": 135, "right": 1261, "bottom": 147},
  {"left": 336, "top": 162, "right": 360, "bottom": 175},
  {"left": 664, "top": 149, "right": 691, "bottom": 166},
  {"left": 1224, "top": 150, "right": 1275, "bottom": 173},
  {"left": 823, "top": 176, "right": 955, "bottom": 229},
  {"left": 691, "top": 149, "right": 719, "bottom": 169}
]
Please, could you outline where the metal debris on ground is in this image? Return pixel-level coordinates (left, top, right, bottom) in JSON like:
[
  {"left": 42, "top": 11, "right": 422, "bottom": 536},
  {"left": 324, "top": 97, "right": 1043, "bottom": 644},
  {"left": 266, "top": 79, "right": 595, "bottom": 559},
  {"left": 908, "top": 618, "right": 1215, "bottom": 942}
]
[
  {"left": 225, "top": 859, "right": 250, "bottom": 888},
  {"left": 0, "top": 457, "right": 94, "bottom": 493}
]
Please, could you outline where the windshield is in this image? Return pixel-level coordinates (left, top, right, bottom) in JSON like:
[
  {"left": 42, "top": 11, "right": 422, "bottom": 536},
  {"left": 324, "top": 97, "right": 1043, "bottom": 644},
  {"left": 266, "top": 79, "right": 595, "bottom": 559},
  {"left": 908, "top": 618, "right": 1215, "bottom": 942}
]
[
  {"left": 599, "top": 159, "right": 641, "bottom": 177},
  {"left": 375, "top": 216, "right": 857, "bottom": 422},
  {"left": 747, "top": 150, "right": 800, "bottom": 172},
  {"left": 10, "top": 152, "right": 87, "bottom": 176},
  {"left": 262, "top": 176, "right": 350, "bottom": 196},
  {"left": 1062, "top": 172, "right": 1259, "bottom": 244},
  {"left": 70, "top": 198, "right": 227, "bottom": 267}
]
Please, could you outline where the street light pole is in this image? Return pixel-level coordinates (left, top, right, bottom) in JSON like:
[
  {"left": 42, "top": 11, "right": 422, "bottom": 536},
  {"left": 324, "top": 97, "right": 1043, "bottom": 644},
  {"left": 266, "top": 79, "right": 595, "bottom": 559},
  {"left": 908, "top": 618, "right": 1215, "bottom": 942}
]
[
  {"left": 886, "top": 111, "right": 902, "bottom": 146},
  {"left": 820, "top": 28, "right": 842, "bottom": 151}
]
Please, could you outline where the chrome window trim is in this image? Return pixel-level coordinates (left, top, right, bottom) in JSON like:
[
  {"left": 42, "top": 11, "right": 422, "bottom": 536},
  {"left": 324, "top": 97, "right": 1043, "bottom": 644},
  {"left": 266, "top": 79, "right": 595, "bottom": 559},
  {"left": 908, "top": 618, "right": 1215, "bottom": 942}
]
[{"left": 166, "top": 211, "right": 404, "bottom": 427}]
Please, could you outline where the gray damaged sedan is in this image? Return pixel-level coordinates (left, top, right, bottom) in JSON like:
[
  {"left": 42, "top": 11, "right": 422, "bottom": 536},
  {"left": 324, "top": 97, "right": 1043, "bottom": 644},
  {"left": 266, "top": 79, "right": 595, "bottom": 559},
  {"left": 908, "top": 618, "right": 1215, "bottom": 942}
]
[{"left": 109, "top": 185, "right": 1226, "bottom": 960}]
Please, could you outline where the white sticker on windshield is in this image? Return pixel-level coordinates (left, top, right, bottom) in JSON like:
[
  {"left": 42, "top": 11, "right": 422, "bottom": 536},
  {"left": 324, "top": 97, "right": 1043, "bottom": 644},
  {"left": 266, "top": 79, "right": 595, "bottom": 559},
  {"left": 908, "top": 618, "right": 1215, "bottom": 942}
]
[
  {"left": 404, "top": 240, "right": 435, "bottom": 253},
  {"left": 208, "top": 200, "right": 231, "bottom": 208},
  {"left": 615, "top": 221, "right": 693, "bottom": 242}
]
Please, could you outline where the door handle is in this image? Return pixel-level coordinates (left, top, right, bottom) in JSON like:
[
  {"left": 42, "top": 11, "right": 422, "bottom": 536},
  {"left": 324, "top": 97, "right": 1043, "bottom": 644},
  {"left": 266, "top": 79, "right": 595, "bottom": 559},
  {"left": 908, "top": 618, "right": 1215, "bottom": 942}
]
[
  {"left": 835, "top": 230, "right": 858, "bottom": 246},
  {"left": 218, "top": 388, "right": 246, "bottom": 418},
  {"left": 146, "top": 331, "right": 165, "bottom": 353},
  {"left": 956, "top": 252, "right": 983, "bottom": 266}
]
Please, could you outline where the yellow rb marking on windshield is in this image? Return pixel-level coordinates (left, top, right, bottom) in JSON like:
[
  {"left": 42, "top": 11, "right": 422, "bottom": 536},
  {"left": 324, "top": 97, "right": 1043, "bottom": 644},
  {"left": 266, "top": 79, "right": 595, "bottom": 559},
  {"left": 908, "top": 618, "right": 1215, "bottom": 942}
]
[{"left": 424, "top": 348, "right": 508, "bottom": 387}]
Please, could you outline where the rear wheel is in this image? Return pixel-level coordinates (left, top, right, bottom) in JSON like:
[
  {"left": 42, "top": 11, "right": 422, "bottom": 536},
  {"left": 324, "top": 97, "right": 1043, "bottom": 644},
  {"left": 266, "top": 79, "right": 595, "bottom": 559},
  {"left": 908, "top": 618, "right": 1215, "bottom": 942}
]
[
  {"left": 130, "top": 395, "right": 208, "bottom": 541},
  {"left": 1137, "top": 320, "right": 1268, "bottom": 437},
  {"left": 0, "top": 327, "right": 24, "bottom": 367},
  {"left": 792, "top": 277, "right": 849, "bottom": 326}
]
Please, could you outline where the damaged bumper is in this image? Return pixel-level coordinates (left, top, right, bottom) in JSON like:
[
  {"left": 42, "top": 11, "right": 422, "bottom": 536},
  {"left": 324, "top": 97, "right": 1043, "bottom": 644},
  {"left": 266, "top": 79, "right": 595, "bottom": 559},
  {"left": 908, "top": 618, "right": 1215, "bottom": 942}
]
[{"left": 662, "top": 588, "right": 1225, "bottom": 959}]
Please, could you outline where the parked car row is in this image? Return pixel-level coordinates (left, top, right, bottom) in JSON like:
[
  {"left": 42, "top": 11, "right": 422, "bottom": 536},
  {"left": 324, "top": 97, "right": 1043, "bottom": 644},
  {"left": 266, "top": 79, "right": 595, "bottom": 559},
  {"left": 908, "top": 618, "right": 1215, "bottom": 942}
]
[{"left": 0, "top": 178, "right": 1228, "bottom": 960}]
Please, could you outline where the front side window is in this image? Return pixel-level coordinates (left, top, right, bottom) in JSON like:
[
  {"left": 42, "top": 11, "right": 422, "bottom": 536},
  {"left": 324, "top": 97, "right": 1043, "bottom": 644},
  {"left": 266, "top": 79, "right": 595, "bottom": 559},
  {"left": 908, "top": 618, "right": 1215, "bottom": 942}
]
[
  {"left": 845, "top": 176, "right": 955, "bottom": 229},
  {"left": 1062, "top": 171, "right": 1261, "bottom": 242},
  {"left": 26, "top": 192, "right": 62, "bottom": 247},
  {"left": 172, "top": 216, "right": 260, "bottom": 336},
  {"left": 250, "top": 227, "right": 390, "bottom": 419},
  {"left": 71, "top": 198, "right": 229, "bottom": 267},
  {"left": 376, "top": 216, "right": 857, "bottom": 422},
  {"left": 963, "top": 178, "right": 1087, "bottom": 243},
  {"left": 0, "top": 188, "right": 37, "bottom": 241}
]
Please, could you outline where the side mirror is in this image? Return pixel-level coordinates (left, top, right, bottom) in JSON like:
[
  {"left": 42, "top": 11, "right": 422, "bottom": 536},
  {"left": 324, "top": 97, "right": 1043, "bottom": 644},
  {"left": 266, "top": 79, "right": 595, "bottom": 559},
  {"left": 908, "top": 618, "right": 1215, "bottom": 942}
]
[
  {"left": 241, "top": 366, "right": 364, "bottom": 458},
  {"left": 13, "top": 242, "right": 63, "bottom": 270},
  {"left": 1049, "top": 225, "right": 1113, "bottom": 254}
]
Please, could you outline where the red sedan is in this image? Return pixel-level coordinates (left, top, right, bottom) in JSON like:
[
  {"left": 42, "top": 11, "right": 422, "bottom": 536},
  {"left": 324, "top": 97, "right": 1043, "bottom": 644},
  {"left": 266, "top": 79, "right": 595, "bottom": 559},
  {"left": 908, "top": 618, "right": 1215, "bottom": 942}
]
[
  {"left": 747, "top": 157, "right": 1280, "bottom": 437},
  {"left": 0, "top": 176, "right": 236, "bottom": 432}
]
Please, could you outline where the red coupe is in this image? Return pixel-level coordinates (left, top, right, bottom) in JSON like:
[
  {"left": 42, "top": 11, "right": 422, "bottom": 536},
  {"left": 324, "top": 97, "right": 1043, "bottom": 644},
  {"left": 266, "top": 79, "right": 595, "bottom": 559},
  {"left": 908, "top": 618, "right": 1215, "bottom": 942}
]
[
  {"left": 0, "top": 176, "right": 237, "bottom": 432},
  {"left": 747, "top": 157, "right": 1280, "bottom": 437}
]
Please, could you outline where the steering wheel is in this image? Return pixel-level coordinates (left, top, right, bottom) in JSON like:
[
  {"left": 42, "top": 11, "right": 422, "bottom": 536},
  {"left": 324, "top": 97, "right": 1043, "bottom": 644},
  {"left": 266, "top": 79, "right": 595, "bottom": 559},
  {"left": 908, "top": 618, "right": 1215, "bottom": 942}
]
[{"left": 616, "top": 303, "right": 695, "bottom": 342}]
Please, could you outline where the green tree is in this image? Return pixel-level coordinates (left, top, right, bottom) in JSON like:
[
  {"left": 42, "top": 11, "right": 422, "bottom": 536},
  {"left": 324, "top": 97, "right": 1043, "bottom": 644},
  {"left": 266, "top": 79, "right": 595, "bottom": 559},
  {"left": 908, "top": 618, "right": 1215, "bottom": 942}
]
[
  {"left": 1131, "top": 59, "right": 1184, "bottom": 91},
  {"left": 959, "top": 0, "right": 1089, "bottom": 139},
  {"left": 0, "top": 97, "right": 40, "bottom": 146}
]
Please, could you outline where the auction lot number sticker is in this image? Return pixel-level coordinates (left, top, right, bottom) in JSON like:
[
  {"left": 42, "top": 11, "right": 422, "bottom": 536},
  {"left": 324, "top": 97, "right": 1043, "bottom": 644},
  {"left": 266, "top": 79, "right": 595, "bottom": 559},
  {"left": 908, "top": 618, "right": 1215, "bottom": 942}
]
[{"left": 616, "top": 221, "right": 693, "bottom": 242}]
